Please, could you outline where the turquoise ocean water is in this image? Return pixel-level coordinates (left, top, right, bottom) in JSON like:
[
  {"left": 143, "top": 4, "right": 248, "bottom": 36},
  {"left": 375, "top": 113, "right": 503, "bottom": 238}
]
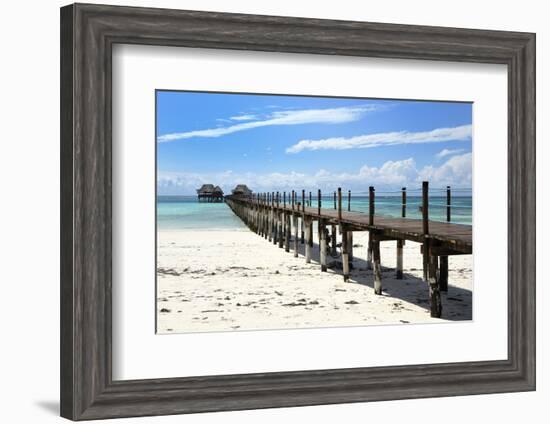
[{"left": 157, "top": 195, "right": 472, "bottom": 230}]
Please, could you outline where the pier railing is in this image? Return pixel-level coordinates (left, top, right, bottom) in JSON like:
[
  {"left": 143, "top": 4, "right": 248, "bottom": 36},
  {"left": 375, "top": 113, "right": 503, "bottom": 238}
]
[{"left": 225, "top": 181, "right": 472, "bottom": 318}]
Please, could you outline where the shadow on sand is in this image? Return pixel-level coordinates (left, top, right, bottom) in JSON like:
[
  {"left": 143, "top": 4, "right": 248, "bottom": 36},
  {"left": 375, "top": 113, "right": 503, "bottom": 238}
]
[{"left": 272, "top": 233, "right": 472, "bottom": 321}]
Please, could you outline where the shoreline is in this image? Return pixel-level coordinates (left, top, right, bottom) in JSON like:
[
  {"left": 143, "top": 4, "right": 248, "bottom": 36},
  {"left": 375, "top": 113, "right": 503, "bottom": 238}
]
[{"left": 157, "top": 228, "right": 472, "bottom": 334}]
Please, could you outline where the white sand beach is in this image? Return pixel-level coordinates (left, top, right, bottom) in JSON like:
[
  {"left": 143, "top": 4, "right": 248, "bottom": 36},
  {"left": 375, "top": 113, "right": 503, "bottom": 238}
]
[{"left": 157, "top": 228, "right": 472, "bottom": 334}]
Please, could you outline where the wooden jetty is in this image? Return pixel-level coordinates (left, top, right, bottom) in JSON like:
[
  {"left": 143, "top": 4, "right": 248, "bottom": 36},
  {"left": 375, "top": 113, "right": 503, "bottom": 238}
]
[{"left": 225, "top": 182, "right": 472, "bottom": 318}]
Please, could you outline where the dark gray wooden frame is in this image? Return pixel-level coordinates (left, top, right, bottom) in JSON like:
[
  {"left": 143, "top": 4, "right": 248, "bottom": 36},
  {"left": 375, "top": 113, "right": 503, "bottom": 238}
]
[{"left": 60, "top": 3, "right": 536, "bottom": 421}]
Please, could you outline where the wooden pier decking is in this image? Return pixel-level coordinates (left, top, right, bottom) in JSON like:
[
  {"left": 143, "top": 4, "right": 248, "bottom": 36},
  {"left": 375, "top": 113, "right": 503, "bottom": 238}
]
[{"left": 225, "top": 183, "right": 472, "bottom": 318}]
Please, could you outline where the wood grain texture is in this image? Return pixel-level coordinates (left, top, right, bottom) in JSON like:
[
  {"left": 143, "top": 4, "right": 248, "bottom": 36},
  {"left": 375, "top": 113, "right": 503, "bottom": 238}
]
[{"left": 60, "top": 3, "right": 536, "bottom": 420}]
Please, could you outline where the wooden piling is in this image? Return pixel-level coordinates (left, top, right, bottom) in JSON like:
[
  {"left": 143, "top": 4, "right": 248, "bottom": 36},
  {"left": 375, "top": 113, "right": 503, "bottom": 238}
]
[
  {"left": 337, "top": 187, "right": 342, "bottom": 220},
  {"left": 320, "top": 220, "right": 327, "bottom": 272},
  {"left": 266, "top": 193, "right": 270, "bottom": 241},
  {"left": 331, "top": 225, "right": 337, "bottom": 256},
  {"left": 348, "top": 190, "right": 351, "bottom": 212},
  {"left": 342, "top": 226, "right": 350, "bottom": 281},
  {"left": 428, "top": 252, "right": 442, "bottom": 317},
  {"left": 422, "top": 181, "right": 429, "bottom": 235},
  {"left": 333, "top": 191, "right": 336, "bottom": 209},
  {"left": 396, "top": 239, "right": 403, "bottom": 279},
  {"left": 293, "top": 212, "right": 299, "bottom": 258},
  {"left": 305, "top": 216, "right": 312, "bottom": 263},
  {"left": 271, "top": 192, "right": 276, "bottom": 244},
  {"left": 317, "top": 189, "right": 321, "bottom": 246},
  {"left": 373, "top": 239, "right": 382, "bottom": 295},
  {"left": 285, "top": 211, "right": 291, "bottom": 252},
  {"left": 439, "top": 255, "right": 448, "bottom": 292},
  {"left": 422, "top": 181, "right": 429, "bottom": 282},
  {"left": 367, "top": 231, "right": 373, "bottom": 270},
  {"left": 402, "top": 187, "right": 406, "bottom": 218},
  {"left": 348, "top": 231, "right": 353, "bottom": 263},
  {"left": 301, "top": 190, "right": 305, "bottom": 244},
  {"left": 369, "top": 186, "right": 375, "bottom": 225},
  {"left": 278, "top": 210, "right": 284, "bottom": 249},
  {"left": 446, "top": 185, "right": 451, "bottom": 222},
  {"left": 440, "top": 185, "right": 450, "bottom": 291}
]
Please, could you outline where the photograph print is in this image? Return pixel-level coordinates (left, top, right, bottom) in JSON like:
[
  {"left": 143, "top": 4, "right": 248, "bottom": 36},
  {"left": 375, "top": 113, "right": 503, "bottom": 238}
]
[{"left": 156, "top": 90, "right": 473, "bottom": 334}]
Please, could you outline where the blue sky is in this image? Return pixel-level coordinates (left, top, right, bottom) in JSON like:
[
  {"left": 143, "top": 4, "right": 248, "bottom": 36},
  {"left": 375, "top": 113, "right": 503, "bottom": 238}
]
[{"left": 156, "top": 90, "right": 472, "bottom": 195}]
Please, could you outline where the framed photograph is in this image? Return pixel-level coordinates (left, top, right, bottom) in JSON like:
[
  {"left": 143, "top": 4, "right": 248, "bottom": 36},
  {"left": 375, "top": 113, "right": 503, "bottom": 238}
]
[{"left": 60, "top": 3, "right": 535, "bottom": 420}]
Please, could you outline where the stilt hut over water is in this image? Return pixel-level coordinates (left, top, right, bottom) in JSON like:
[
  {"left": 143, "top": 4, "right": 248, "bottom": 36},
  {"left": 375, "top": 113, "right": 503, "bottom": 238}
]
[
  {"left": 231, "top": 184, "right": 253, "bottom": 198},
  {"left": 197, "top": 184, "right": 224, "bottom": 202}
]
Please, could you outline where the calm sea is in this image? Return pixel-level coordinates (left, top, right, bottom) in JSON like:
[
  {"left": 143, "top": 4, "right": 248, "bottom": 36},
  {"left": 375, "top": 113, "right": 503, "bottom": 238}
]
[{"left": 157, "top": 195, "right": 472, "bottom": 230}]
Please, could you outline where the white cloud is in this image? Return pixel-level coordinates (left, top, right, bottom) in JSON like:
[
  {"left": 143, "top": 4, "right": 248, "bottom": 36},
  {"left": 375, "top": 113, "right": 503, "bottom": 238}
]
[
  {"left": 436, "top": 148, "right": 465, "bottom": 159},
  {"left": 229, "top": 114, "right": 258, "bottom": 121},
  {"left": 158, "top": 154, "right": 472, "bottom": 195},
  {"left": 418, "top": 153, "right": 472, "bottom": 187},
  {"left": 157, "top": 105, "right": 383, "bottom": 143},
  {"left": 286, "top": 124, "right": 472, "bottom": 153}
]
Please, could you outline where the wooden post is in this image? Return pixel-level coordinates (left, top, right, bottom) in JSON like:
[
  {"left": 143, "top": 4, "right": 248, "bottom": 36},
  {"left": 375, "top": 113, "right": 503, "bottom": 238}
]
[
  {"left": 439, "top": 255, "right": 448, "bottom": 292},
  {"left": 422, "top": 181, "right": 429, "bottom": 282},
  {"left": 369, "top": 186, "right": 375, "bottom": 226},
  {"left": 333, "top": 191, "right": 336, "bottom": 209},
  {"left": 255, "top": 193, "right": 262, "bottom": 234},
  {"left": 285, "top": 212, "right": 291, "bottom": 252},
  {"left": 293, "top": 212, "right": 299, "bottom": 258},
  {"left": 396, "top": 239, "right": 403, "bottom": 279},
  {"left": 367, "top": 231, "right": 373, "bottom": 270},
  {"left": 264, "top": 193, "right": 271, "bottom": 241},
  {"left": 429, "top": 252, "right": 442, "bottom": 317},
  {"left": 277, "top": 209, "right": 282, "bottom": 246},
  {"left": 271, "top": 192, "right": 276, "bottom": 244},
  {"left": 348, "top": 231, "right": 354, "bottom": 263},
  {"left": 337, "top": 187, "right": 342, "bottom": 220},
  {"left": 309, "top": 191, "right": 312, "bottom": 208},
  {"left": 301, "top": 190, "right": 305, "bottom": 244},
  {"left": 348, "top": 190, "right": 351, "bottom": 212},
  {"left": 342, "top": 226, "right": 350, "bottom": 281},
  {"left": 320, "top": 220, "right": 327, "bottom": 272},
  {"left": 291, "top": 190, "right": 295, "bottom": 211},
  {"left": 331, "top": 225, "right": 337, "bottom": 256},
  {"left": 439, "top": 185, "right": 451, "bottom": 292},
  {"left": 283, "top": 192, "right": 287, "bottom": 242},
  {"left": 305, "top": 216, "right": 312, "bottom": 263},
  {"left": 373, "top": 239, "right": 382, "bottom": 295},
  {"left": 402, "top": 187, "right": 406, "bottom": 218},
  {"left": 317, "top": 189, "right": 322, "bottom": 246},
  {"left": 446, "top": 185, "right": 451, "bottom": 222},
  {"left": 278, "top": 209, "right": 284, "bottom": 249},
  {"left": 422, "top": 181, "right": 429, "bottom": 235}
]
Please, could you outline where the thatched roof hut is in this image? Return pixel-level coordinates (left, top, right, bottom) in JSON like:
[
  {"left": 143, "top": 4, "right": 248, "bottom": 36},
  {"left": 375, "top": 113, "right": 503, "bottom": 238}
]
[
  {"left": 197, "top": 184, "right": 224, "bottom": 202},
  {"left": 196, "top": 184, "right": 215, "bottom": 195},
  {"left": 231, "top": 184, "right": 253, "bottom": 197}
]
